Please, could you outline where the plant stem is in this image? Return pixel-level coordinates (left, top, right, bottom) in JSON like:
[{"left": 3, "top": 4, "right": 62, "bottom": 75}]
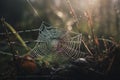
[{"left": 1, "top": 18, "right": 30, "bottom": 51}]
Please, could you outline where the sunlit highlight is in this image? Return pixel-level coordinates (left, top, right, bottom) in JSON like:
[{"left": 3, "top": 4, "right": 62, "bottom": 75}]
[{"left": 27, "top": 0, "right": 39, "bottom": 17}]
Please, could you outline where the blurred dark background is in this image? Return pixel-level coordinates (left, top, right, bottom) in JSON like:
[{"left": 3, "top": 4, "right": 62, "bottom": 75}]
[
  {"left": 0, "top": 0, "right": 119, "bottom": 36},
  {"left": 0, "top": 0, "right": 119, "bottom": 52},
  {"left": 0, "top": 0, "right": 119, "bottom": 58},
  {"left": 0, "top": 0, "right": 119, "bottom": 78}
]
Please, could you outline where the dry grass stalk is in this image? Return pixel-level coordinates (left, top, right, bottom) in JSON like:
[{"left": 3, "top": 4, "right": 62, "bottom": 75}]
[{"left": 84, "top": 11, "right": 100, "bottom": 54}]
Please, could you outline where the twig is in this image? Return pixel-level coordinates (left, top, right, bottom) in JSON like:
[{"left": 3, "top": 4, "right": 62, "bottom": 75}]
[
  {"left": 1, "top": 18, "right": 30, "bottom": 51},
  {"left": 82, "top": 40, "right": 93, "bottom": 55},
  {"left": 65, "top": 0, "right": 79, "bottom": 29},
  {"left": 106, "top": 55, "right": 115, "bottom": 73},
  {"left": 84, "top": 11, "right": 100, "bottom": 54}
]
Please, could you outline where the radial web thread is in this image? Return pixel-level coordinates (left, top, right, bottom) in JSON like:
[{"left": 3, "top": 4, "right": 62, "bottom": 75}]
[{"left": 29, "top": 22, "right": 87, "bottom": 59}]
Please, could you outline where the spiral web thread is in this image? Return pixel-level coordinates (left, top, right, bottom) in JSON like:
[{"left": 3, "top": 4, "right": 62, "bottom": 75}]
[
  {"left": 57, "top": 31, "right": 88, "bottom": 59},
  {"left": 29, "top": 22, "right": 87, "bottom": 59},
  {"left": 29, "top": 22, "right": 65, "bottom": 58}
]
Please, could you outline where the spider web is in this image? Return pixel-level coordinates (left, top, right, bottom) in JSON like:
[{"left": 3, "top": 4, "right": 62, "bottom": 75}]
[
  {"left": 29, "top": 22, "right": 65, "bottom": 58},
  {"left": 57, "top": 31, "right": 88, "bottom": 59},
  {"left": 29, "top": 22, "right": 86, "bottom": 59}
]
